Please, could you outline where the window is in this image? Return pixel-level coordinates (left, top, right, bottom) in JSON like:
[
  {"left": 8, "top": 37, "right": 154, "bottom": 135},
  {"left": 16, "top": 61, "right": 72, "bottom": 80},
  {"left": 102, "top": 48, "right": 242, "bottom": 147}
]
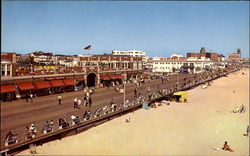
[
  {"left": 7, "top": 64, "right": 11, "bottom": 71},
  {"left": 1, "top": 64, "right": 5, "bottom": 76}
]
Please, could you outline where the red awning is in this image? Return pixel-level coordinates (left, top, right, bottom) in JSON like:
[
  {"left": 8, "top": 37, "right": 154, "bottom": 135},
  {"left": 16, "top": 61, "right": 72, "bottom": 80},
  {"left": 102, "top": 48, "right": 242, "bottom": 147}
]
[
  {"left": 108, "top": 74, "right": 124, "bottom": 79},
  {"left": 49, "top": 80, "right": 65, "bottom": 87},
  {"left": 76, "top": 77, "right": 85, "bottom": 81},
  {"left": 100, "top": 75, "right": 110, "bottom": 80},
  {"left": 1, "top": 85, "right": 16, "bottom": 93},
  {"left": 33, "top": 81, "right": 51, "bottom": 89},
  {"left": 63, "top": 79, "right": 75, "bottom": 86},
  {"left": 17, "top": 82, "right": 35, "bottom": 91},
  {"left": 108, "top": 75, "right": 117, "bottom": 79},
  {"left": 115, "top": 74, "right": 124, "bottom": 79}
]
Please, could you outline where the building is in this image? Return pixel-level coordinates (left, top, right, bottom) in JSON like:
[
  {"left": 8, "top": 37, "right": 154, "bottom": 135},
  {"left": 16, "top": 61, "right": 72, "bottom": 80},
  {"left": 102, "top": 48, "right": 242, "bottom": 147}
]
[
  {"left": 170, "top": 54, "right": 184, "bottom": 59},
  {"left": 187, "top": 47, "right": 224, "bottom": 62},
  {"left": 1, "top": 52, "right": 16, "bottom": 77},
  {"left": 1, "top": 52, "right": 17, "bottom": 102},
  {"left": 112, "top": 50, "right": 146, "bottom": 57},
  {"left": 112, "top": 50, "right": 149, "bottom": 63},
  {"left": 29, "top": 51, "right": 53, "bottom": 65},
  {"left": 78, "top": 54, "right": 143, "bottom": 87},
  {"left": 227, "top": 48, "right": 241, "bottom": 62},
  {"left": 151, "top": 59, "right": 215, "bottom": 74}
]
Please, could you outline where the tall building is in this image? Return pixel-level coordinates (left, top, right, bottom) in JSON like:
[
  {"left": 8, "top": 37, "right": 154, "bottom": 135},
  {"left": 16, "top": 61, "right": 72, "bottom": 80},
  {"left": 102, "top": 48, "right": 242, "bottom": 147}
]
[{"left": 227, "top": 48, "right": 241, "bottom": 62}]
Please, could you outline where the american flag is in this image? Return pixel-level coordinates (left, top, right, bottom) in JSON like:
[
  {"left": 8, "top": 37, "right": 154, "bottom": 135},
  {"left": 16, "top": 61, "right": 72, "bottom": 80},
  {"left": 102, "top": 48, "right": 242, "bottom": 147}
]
[{"left": 84, "top": 45, "right": 91, "bottom": 50}]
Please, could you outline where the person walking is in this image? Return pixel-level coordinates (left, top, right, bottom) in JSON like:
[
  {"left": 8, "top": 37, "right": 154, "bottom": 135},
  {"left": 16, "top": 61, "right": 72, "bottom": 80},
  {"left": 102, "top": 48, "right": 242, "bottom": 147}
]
[
  {"left": 74, "top": 97, "right": 78, "bottom": 109},
  {"left": 57, "top": 94, "right": 62, "bottom": 105},
  {"left": 110, "top": 98, "right": 114, "bottom": 105},
  {"left": 134, "top": 88, "right": 138, "bottom": 97},
  {"left": 77, "top": 99, "right": 82, "bottom": 109},
  {"left": 83, "top": 96, "right": 87, "bottom": 107},
  {"left": 25, "top": 94, "right": 29, "bottom": 102},
  {"left": 30, "top": 94, "right": 33, "bottom": 103},
  {"left": 89, "top": 97, "right": 92, "bottom": 107}
]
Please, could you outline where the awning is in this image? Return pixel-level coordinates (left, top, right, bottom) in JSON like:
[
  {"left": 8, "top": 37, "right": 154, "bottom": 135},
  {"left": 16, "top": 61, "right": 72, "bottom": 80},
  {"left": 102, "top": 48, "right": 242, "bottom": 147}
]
[
  {"left": 17, "top": 82, "right": 35, "bottom": 91},
  {"left": 63, "top": 79, "right": 75, "bottom": 86},
  {"left": 76, "top": 77, "right": 85, "bottom": 81},
  {"left": 100, "top": 75, "right": 110, "bottom": 80},
  {"left": 108, "top": 74, "right": 124, "bottom": 79},
  {"left": 1, "top": 85, "right": 16, "bottom": 93},
  {"left": 33, "top": 81, "right": 51, "bottom": 89},
  {"left": 108, "top": 75, "right": 117, "bottom": 79},
  {"left": 49, "top": 80, "right": 65, "bottom": 87},
  {"left": 115, "top": 74, "right": 124, "bottom": 79}
]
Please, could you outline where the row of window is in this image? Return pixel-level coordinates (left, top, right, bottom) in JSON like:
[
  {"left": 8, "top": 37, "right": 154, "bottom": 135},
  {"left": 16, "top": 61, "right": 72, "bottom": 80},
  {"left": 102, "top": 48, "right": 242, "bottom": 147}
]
[
  {"left": 154, "top": 67, "right": 172, "bottom": 69},
  {"left": 154, "top": 62, "right": 195, "bottom": 66},
  {"left": 154, "top": 62, "right": 183, "bottom": 65},
  {"left": 1, "top": 64, "right": 12, "bottom": 76}
]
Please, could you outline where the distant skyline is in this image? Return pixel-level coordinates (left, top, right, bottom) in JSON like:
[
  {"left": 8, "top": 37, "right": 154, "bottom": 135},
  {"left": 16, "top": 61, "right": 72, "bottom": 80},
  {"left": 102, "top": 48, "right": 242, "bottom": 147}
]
[{"left": 2, "top": 1, "right": 249, "bottom": 58}]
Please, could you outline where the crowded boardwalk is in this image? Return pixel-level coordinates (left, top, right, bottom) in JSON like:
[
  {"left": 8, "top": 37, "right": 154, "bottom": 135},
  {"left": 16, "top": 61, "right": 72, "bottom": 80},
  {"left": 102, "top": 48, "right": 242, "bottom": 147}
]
[
  {"left": 18, "top": 67, "right": 249, "bottom": 155},
  {"left": 0, "top": 64, "right": 244, "bottom": 155}
]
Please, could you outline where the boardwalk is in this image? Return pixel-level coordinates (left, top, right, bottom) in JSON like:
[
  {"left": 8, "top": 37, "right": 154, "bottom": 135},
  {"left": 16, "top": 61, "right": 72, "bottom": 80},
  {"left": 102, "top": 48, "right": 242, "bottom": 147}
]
[{"left": 0, "top": 68, "right": 239, "bottom": 153}]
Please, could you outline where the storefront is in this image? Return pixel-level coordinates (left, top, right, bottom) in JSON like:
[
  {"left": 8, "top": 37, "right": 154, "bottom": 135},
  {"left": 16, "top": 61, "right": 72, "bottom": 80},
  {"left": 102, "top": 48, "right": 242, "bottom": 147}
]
[
  {"left": 100, "top": 75, "right": 111, "bottom": 87},
  {"left": 17, "top": 82, "right": 35, "bottom": 98},
  {"left": 49, "top": 80, "right": 65, "bottom": 93},
  {"left": 63, "top": 79, "right": 75, "bottom": 92},
  {"left": 33, "top": 81, "right": 52, "bottom": 96},
  {"left": 108, "top": 74, "right": 124, "bottom": 84},
  {"left": 0, "top": 84, "right": 16, "bottom": 102}
]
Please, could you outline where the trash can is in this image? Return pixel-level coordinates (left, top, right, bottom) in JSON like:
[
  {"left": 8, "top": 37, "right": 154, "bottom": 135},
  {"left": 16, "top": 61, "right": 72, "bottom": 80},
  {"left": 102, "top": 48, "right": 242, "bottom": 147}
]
[
  {"left": 142, "top": 102, "right": 149, "bottom": 110},
  {"left": 29, "top": 144, "right": 37, "bottom": 154}
]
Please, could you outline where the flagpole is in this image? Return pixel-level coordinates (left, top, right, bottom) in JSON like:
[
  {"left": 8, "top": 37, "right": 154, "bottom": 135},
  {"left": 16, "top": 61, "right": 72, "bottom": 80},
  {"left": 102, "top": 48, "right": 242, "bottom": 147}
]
[{"left": 124, "top": 66, "right": 126, "bottom": 105}]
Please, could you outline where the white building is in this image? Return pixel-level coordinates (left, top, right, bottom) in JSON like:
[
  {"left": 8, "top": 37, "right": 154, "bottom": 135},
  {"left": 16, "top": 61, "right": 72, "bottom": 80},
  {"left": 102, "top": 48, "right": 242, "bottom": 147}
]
[
  {"left": 151, "top": 60, "right": 215, "bottom": 74},
  {"left": 112, "top": 50, "right": 146, "bottom": 57},
  {"left": 1, "top": 59, "right": 13, "bottom": 77},
  {"left": 112, "top": 50, "right": 149, "bottom": 62},
  {"left": 30, "top": 51, "right": 53, "bottom": 65},
  {"left": 170, "top": 54, "right": 183, "bottom": 59}
]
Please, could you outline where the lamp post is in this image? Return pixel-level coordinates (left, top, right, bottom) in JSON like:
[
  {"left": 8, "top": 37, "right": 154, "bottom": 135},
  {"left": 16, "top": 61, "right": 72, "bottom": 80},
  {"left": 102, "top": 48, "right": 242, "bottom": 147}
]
[
  {"left": 123, "top": 64, "right": 126, "bottom": 105},
  {"left": 177, "top": 69, "right": 179, "bottom": 89}
]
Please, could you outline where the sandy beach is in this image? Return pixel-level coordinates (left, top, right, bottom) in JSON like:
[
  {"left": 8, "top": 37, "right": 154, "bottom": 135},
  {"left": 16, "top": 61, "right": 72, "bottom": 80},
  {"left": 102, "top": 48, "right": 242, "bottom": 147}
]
[{"left": 17, "top": 69, "right": 249, "bottom": 155}]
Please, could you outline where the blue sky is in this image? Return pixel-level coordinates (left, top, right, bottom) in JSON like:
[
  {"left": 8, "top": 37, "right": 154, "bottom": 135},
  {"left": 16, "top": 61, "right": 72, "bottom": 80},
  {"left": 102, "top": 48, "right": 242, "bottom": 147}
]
[{"left": 2, "top": 1, "right": 249, "bottom": 58}]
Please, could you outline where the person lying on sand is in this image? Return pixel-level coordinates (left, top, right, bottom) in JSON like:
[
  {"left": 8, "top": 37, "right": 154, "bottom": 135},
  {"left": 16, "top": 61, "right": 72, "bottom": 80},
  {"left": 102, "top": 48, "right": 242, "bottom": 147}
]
[{"left": 222, "top": 141, "right": 233, "bottom": 152}]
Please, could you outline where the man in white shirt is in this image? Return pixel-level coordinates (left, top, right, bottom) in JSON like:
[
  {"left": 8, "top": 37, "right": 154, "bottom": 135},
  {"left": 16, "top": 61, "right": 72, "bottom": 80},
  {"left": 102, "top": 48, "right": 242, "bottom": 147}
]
[
  {"left": 74, "top": 97, "right": 78, "bottom": 108},
  {"left": 57, "top": 94, "right": 62, "bottom": 105},
  {"left": 77, "top": 99, "right": 81, "bottom": 109}
]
